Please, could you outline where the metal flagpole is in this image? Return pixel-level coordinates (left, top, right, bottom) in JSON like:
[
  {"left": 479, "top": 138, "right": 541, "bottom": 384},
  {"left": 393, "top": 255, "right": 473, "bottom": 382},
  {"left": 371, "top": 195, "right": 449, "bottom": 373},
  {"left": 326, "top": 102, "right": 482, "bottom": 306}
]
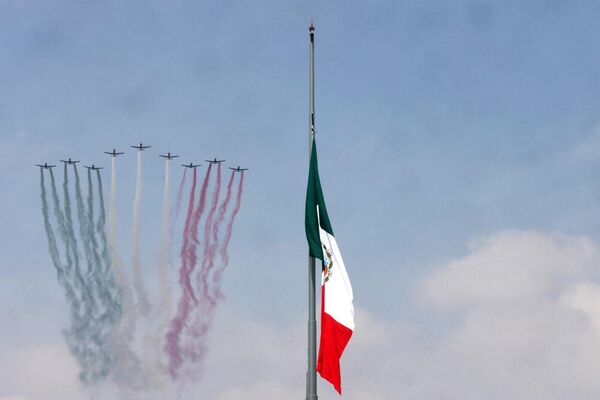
[{"left": 306, "top": 22, "right": 318, "bottom": 400}]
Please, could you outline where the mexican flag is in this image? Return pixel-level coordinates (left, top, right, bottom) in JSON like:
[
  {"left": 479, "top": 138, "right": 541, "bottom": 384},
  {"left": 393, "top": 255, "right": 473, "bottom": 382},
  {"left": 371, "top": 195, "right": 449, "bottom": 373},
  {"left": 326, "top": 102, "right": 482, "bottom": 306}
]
[{"left": 305, "top": 138, "right": 355, "bottom": 394}]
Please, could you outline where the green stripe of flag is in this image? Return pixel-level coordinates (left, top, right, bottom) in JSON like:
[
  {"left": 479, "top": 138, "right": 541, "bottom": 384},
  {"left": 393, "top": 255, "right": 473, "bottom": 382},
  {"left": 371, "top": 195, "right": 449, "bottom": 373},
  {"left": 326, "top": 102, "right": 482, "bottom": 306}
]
[{"left": 305, "top": 139, "right": 334, "bottom": 260}]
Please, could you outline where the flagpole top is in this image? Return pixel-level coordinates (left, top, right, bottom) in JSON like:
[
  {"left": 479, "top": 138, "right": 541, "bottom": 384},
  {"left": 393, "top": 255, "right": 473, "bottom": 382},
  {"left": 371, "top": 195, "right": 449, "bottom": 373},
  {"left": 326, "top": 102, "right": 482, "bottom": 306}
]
[{"left": 309, "top": 22, "right": 315, "bottom": 33}]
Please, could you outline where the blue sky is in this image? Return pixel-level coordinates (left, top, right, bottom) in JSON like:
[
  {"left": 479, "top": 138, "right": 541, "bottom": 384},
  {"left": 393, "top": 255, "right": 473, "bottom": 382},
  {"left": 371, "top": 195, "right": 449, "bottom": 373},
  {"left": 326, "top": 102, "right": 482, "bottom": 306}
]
[{"left": 3, "top": 1, "right": 600, "bottom": 399}]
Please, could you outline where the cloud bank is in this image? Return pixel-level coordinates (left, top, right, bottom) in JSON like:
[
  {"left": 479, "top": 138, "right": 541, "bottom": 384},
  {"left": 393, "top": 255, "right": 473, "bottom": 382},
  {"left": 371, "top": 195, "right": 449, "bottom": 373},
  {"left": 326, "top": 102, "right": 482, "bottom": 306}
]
[{"left": 4, "top": 230, "right": 600, "bottom": 399}]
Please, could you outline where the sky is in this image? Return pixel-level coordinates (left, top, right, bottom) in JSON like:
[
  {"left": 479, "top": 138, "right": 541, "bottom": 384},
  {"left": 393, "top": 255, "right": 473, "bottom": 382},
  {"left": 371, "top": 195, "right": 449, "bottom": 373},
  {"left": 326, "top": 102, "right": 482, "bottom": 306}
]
[{"left": 3, "top": 0, "right": 600, "bottom": 399}]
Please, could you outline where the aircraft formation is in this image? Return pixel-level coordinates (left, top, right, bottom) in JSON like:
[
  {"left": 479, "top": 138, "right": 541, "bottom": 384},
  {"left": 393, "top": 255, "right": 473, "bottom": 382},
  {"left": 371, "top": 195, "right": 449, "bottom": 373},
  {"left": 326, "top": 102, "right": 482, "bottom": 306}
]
[
  {"left": 37, "top": 143, "right": 248, "bottom": 172},
  {"left": 38, "top": 140, "right": 247, "bottom": 389}
]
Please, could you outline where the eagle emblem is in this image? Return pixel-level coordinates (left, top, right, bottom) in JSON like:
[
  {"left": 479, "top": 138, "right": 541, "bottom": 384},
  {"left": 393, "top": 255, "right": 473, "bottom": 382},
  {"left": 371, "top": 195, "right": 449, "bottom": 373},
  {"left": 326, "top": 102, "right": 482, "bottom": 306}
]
[{"left": 322, "top": 244, "right": 333, "bottom": 283}]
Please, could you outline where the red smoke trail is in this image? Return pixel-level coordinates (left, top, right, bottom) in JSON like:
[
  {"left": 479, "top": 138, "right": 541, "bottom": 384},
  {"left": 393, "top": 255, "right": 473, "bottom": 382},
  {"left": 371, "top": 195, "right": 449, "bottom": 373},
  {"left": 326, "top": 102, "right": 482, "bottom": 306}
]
[
  {"left": 182, "top": 165, "right": 222, "bottom": 364},
  {"left": 182, "top": 171, "right": 244, "bottom": 367},
  {"left": 165, "top": 165, "right": 212, "bottom": 378},
  {"left": 187, "top": 163, "right": 212, "bottom": 277},
  {"left": 197, "top": 163, "right": 222, "bottom": 301},
  {"left": 212, "top": 171, "right": 245, "bottom": 300},
  {"left": 206, "top": 170, "right": 235, "bottom": 302},
  {"left": 165, "top": 168, "right": 197, "bottom": 378}
]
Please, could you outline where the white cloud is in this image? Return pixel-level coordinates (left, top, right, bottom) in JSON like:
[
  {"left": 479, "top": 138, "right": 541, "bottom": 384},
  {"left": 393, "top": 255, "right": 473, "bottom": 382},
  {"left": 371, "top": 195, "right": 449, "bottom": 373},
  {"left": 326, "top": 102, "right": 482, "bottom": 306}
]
[
  {"left": 421, "top": 231, "right": 599, "bottom": 309},
  {"left": 0, "top": 344, "right": 83, "bottom": 400},
  {"left": 409, "top": 231, "right": 600, "bottom": 400},
  {"left": 5, "top": 230, "right": 600, "bottom": 400}
]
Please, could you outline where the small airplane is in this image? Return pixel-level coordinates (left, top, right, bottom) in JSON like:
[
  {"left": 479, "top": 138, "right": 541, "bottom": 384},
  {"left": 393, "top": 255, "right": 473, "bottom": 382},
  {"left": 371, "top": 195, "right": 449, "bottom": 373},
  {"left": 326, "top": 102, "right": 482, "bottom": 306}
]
[
  {"left": 159, "top": 152, "right": 178, "bottom": 160},
  {"left": 104, "top": 149, "right": 124, "bottom": 157},
  {"left": 181, "top": 162, "right": 201, "bottom": 169},
  {"left": 84, "top": 164, "right": 103, "bottom": 170},
  {"left": 36, "top": 162, "right": 56, "bottom": 169},
  {"left": 205, "top": 158, "right": 225, "bottom": 164},
  {"left": 131, "top": 143, "right": 151, "bottom": 151},
  {"left": 60, "top": 158, "right": 79, "bottom": 165},
  {"left": 229, "top": 165, "right": 248, "bottom": 172}
]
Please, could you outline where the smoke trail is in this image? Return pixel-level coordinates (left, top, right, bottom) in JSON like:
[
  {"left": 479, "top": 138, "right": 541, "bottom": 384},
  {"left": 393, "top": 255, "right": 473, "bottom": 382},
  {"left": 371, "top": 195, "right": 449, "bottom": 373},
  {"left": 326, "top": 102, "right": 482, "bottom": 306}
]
[
  {"left": 154, "top": 159, "right": 173, "bottom": 374},
  {"left": 96, "top": 170, "right": 123, "bottom": 324},
  {"left": 41, "top": 170, "right": 62, "bottom": 272},
  {"left": 41, "top": 170, "right": 85, "bottom": 368},
  {"left": 74, "top": 165, "right": 113, "bottom": 383},
  {"left": 196, "top": 163, "right": 222, "bottom": 302},
  {"left": 182, "top": 170, "right": 243, "bottom": 369},
  {"left": 62, "top": 165, "right": 105, "bottom": 385},
  {"left": 62, "top": 164, "right": 90, "bottom": 315},
  {"left": 95, "top": 171, "right": 110, "bottom": 273},
  {"left": 49, "top": 169, "right": 75, "bottom": 281},
  {"left": 188, "top": 163, "right": 213, "bottom": 278},
  {"left": 171, "top": 168, "right": 187, "bottom": 229},
  {"left": 132, "top": 150, "right": 151, "bottom": 315},
  {"left": 87, "top": 169, "right": 121, "bottom": 328},
  {"left": 207, "top": 171, "right": 236, "bottom": 300},
  {"left": 86, "top": 169, "right": 105, "bottom": 308},
  {"left": 212, "top": 171, "right": 245, "bottom": 300},
  {"left": 107, "top": 157, "right": 143, "bottom": 390},
  {"left": 108, "top": 157, "right": 135, "bottom": 327},
  {"left": 166, "top": 168, "right": 198, "bottom": 378},
  {"left": 74, "top": 166, "right": 94, "bottom": 277},
  {"left": 173, "top": 164, "right": 213, "bottom": 372}
]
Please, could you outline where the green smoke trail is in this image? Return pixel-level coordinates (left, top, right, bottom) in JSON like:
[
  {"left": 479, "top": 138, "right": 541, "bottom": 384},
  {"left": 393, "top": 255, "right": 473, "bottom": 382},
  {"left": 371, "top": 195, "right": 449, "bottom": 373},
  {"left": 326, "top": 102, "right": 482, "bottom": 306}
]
[
  {"left": 49, "top": 168, "right": 74, "bottom": 277},
  {"left": 42, "top": 169, "right": 94, "bottom": 382},
  {"left": 41, "top": 169, "right": 75, "bottom": 312},
  {"left": 84, "top": 168, "right": 113, "bottom": 321},
  {"left": 95, "top": 169, "right": 123, "bottom": 324},
  {"left": 74, "top": 166, "right": 114, "bottom": 382},
  {"left": 61, "top": 164, "right": 100, "bottom": 380},
  {"left": 63, "top": 164, "right": 96, "bottom": 326}
]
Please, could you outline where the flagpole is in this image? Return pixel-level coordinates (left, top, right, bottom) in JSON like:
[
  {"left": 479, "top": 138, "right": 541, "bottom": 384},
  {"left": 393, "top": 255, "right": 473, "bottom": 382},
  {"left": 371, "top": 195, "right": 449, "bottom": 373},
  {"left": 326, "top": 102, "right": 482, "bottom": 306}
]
[{"left": 306, "top": 22, "right": 318, "bottom": 400}]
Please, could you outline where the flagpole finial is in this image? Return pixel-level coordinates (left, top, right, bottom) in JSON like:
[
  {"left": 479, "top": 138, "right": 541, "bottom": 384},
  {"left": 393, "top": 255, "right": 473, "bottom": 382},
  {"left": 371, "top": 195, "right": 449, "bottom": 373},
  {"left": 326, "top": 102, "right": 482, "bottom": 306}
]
[{"left": 309, "top": 22, "right": 315, "bottom": 33}]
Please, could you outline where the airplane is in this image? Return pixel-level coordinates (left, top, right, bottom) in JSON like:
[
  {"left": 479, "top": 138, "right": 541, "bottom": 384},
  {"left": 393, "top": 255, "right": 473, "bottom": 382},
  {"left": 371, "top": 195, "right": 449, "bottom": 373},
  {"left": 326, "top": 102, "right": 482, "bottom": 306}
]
[
  {"left": 205, "top": 158, "right": 225, "bottom": 164},
  {"left": 159, "top": 152, "right": 178, "bottom": 160},
  {"left": 104, "top": 149, "right": 124, "bottom": 157},
  {"left": 131, "top": 143, "right": 151, "bottom": 151},
  {"left": 229, "top": 165, "right": 248, "bottom": 172},
  {"left": 181, "top": 162, "right": 201, "bottom": 169},
  {"left": 36, "top": 162, "right": 56, "bottom": 169},
  {"left": 60, "top": 158, "right": 79, "bottom": 165},
  {"left": 84, "top": 164, "right": 103, "bottom": 170}
]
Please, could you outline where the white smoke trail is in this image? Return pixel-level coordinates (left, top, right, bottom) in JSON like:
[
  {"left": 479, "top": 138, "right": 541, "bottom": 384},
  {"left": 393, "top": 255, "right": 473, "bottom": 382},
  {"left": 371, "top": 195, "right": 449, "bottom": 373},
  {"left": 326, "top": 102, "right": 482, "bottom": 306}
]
[
  {"left": 132, "top": 150, "right": 151, "bottom": 316},
  {"left": 108, "top": 157, "right": 132, "bottom": 309},
  {"left": 108, "top": 156, "right": 144, "bottom": 390},
  {"left": 153, "top": 159, "right": 173, "bottom": 378}
]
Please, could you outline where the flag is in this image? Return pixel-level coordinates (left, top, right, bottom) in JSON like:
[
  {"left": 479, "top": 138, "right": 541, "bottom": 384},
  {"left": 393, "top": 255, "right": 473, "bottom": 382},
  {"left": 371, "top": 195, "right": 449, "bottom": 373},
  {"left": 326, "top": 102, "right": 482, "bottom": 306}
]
[{"left": 305, "top": 138, "right": 355, "bottom": 394}]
